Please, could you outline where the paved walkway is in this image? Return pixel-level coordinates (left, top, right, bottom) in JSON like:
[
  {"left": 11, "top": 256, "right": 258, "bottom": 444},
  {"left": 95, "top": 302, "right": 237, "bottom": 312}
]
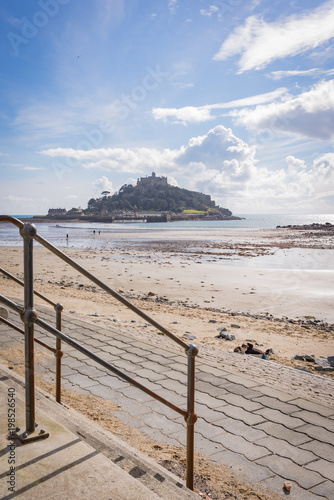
[{"left": 1, "top": 302, "right": 334, "bottom": 499}]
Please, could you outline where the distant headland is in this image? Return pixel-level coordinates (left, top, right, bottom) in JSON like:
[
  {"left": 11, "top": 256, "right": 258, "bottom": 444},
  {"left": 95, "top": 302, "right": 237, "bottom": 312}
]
[{"left": 33, "top": 173, "right": 243, "bottom": 223}]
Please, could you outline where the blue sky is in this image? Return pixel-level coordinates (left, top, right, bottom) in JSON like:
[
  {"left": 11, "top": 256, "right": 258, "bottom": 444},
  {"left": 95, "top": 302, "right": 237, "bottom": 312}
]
[{"left": 1, "top": 0, "right": 334, "bottom": 215}]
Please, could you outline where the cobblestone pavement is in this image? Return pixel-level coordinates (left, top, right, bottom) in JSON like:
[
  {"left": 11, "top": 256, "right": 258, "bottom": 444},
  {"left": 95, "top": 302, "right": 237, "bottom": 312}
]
[{"left": 1, "top": 303, "right": 333, "bottom": 500}]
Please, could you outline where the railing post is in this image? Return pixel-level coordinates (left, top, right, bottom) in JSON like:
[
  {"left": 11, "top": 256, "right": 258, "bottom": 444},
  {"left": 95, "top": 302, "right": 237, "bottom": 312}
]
[
  {"left": 54, "top": 303, "right": 63, "bottom": 403},
  {"left": 19, "top": 223, "right": 38, "bottom": 434},
  {"left": 185, "top": 343, "right": 198, "bottom": 491}
]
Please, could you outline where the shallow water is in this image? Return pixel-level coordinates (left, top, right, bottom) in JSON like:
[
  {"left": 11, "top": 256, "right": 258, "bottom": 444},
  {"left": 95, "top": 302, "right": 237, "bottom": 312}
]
[{"left": 1, "top": 214, "right": 333, "bottom": 271}]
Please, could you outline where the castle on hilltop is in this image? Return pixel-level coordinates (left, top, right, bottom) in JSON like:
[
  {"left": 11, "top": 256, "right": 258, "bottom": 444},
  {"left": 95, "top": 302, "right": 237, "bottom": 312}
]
[{"left": 137, "top": 172, "right": 167, "bottom": 187}]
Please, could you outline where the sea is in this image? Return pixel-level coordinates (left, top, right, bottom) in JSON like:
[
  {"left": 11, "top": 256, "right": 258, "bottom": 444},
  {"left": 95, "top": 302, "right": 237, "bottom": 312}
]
[{"left": 1, "top": 213, "right": 333, "bottom": 271}]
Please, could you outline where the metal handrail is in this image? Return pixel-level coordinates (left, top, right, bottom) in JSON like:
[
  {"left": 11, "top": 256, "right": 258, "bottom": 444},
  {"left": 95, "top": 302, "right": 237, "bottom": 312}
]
[
  {"left": 0, "top": 266, "right": 63, "bottom": 403},
  {"left": 0, "top": 215, "right": 198, "bottom": 490}
]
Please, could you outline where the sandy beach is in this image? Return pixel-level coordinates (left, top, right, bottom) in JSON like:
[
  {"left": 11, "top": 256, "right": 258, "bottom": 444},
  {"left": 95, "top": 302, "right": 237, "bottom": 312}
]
[{"left": 0, "top": 225, "right": 333, "bottom": 378}]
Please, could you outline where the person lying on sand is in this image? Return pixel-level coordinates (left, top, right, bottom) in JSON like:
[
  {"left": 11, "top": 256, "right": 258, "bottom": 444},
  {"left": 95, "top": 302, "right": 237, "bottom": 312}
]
[{"left": 234, "top": 342, "right": 272, "bottom": 358}]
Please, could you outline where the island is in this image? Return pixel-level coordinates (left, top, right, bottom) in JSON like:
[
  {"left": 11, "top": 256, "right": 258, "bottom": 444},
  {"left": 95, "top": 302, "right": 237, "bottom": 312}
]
[{"left": 34, "top": 173, "right": 243, "bottom": 223}]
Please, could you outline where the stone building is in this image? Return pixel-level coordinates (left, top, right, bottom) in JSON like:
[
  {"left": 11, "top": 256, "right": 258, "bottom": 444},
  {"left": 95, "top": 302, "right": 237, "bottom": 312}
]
[{"left": 137, "top": 172, "right": 167, "bottom": 187}]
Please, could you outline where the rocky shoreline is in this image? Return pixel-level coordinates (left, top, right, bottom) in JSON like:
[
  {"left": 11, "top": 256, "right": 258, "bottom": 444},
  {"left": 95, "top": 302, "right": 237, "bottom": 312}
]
[{"left": 277, "top": 222, "right": 334, "bottom": 230}]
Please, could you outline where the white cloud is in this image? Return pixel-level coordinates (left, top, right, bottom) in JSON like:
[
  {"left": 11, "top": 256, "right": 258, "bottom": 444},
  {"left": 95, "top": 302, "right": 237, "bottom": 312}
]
[
  {"left": 236, "top": 79, "right": 334, "bottom": 140},
  {"left": 22, "top": 167, "right": 44, "bottom": 171},
  {"left": 168, "top": 0, "right": 178, "bottom": 14},
  {"left": 200, "top": 6, "right": 219, "bottom": 18},
  {"left": 267, "top": 68, "right": 334, "bottom": 81},
  {"left": 152, "top": 88, "right": 287, "bottom": 124},
  {"left": 93, "top": 176, "right": 114, "bottom": 194},
  {"left": 6, "top": 195, "right": 34, "bottom": 202},
  {"left": 39, "top": 125, "right": 334, "bottom": 213},
  {"left": 213, "top": 1, "right": 334, "bottom": 73}
]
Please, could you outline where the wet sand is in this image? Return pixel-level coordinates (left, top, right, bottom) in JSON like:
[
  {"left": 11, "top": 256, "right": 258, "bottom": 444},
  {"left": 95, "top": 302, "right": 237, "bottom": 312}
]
[{"left": 0, "top": 226, "right": 333, "bottom": 377}]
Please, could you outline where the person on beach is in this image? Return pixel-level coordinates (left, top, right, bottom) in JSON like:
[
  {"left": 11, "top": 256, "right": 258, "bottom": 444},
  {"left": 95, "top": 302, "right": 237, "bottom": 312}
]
[{"left": 234, "top": 342, "right": 271, "bottom": 358}]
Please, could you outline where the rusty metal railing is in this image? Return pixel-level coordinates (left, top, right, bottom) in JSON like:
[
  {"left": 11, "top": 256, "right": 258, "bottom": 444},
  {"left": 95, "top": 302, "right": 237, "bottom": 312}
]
[
  {"left": 0, "top": 215, "right": 198, "bottom": 490},
  {"left": 0, "top": 266, "right": 63, "bottom": 403}
]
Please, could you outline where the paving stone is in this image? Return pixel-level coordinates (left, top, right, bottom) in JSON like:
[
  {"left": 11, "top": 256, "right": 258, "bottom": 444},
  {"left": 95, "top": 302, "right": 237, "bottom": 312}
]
[
  {"left": 211, "top": 449, "right": 275, "bottom": 483},
  {"left": 193, "top": 432, "right": 225, "bottom": 456},
  {"left": 140, "top": 360, "right": 172, "bottom": 373},
  {"left": 158, "top": 378, "right": 187, "bottom": 395},
  {"left": 194, "top": 403, "right": 228, "bottom": 423},
  {"left": 310, "top": 480, "right": 334, "bottom": 499},
  {"left": 144, "top": 399, "right": 185, "bottom": 420},
  {"left": 76, "top": 365, "right": 107, "bottom": 378},
  {"left": 256, "top": 435, "right": 318, "bottom": 465},
  {"left": 196, "top": 370, "right": 230, "bottom": 383},
  {"left": 135, "top": 368, "right": 167, "bottom": 382},
  {"left": 123, "top": 345, "right": 155, "bottom": 357},
  {"left": 115, "top": 411, "right": 147, "bottom": 429},
  {"left": 305, "top": 459, "right": 334, "bottom": 481},
  {"left": 213, "top": 432, "right": 270, "bottom": 461},
  {"left": 196, "top": 380, "right": 227, "bottom": 397},
  {"left": 139, "top": 426, "right": 181, "bottom": 447},
  {"left": 289, "top": 398, "right": 334, "bottom": 418},
  {"left": 256, "top": 455, "right": 325, "bottom": 489},
  {"left": 95, "top": 374, "right": 130, "bottom": 389},
  {"left": 300, "top": 440, "right": 334, "bottom": 462},
  {"left": 196, "top": 364, "right": 225, "bottom": 377},
  {"left": 119, "top": 385, "right": 156, "bottom": 403},
  {"left": 254, "top": 408, "right": 306, "bottom": 428},
  {"left": 86, "top": 384, "right": 120, "bottom": 400},
  {"left": 254, "top": 385, "right": 296, "bottom": 401},
  {"left": 58, "top": 365, "right": 78, "bottom": 377},
  {"left": 260, "top": 476, "right": 322, "bottom": 500},
  {"left": 195, "top": 391, "right": 226, "bottom": 409},
  {"left": 216, "top": 405, "right": 265, "bottom": 426},
  {"left": 217, "top": 392, "right": 263, "bottom": 412},
  {"left": 95, "top": 352, "right": 119, "bottom": 363},
  {"left": 81, "top": 337, "right": 109, "bottom": 348},
  {"left": 140, "top": 353, "right": 173, "bottom": 365},
  {"left": 216, "top": 418, "right": 268, "bottom": 442},
  {"left": 156, "top": 389, "right": 186, "bottom": 408},
  {"left": 191, "top": 417, "right": 225, "bottom": 440},
  {"left": 61, "top": 382, "right": 91, "bottom": 395},
  {"left": 252, "top": 395, "right": 301, "bottom": 414},
  {"left": 297, "top": 423, "right": 334, "bottom": 444},
  {"left": 291, "top": 410, "right": 334, "bottom": 432},
  {"left": 255, "top": 422, "right": 311, "bottom": 446},
  {"left": 223, "top": 382, "right": 262, "bottom": 399},
  {"left": 64, "top": 373, "right": 101, "bottom": 388},
  {"left": 143, "top": 412, "right": 184, "bottom": 435},
  {"left": 113, "top": 397, "right": 150, "bottom": 416},
  {"left": 66, "top": 350, "right": 88, "bottom": 360},
  {"left": 121, "top": 352, "right": 147, "bottom": 364},
  {"left": 166, "top": 370, "right": 187, "bottom": 384},
  {"left": 147, "top": 348, "right": 178, "bottom": 359},
  {"left": 98, "top": 345, "right": 127, "bottom": 357},
  {"left": 224, "top": 374, "right": 259, "bottom": 388}
]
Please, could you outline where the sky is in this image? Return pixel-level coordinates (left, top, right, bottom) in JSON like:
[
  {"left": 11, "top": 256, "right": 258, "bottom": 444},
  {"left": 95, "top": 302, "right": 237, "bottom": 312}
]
[{"left": 1, "top": 0, "right": 334, "bottom": 215}]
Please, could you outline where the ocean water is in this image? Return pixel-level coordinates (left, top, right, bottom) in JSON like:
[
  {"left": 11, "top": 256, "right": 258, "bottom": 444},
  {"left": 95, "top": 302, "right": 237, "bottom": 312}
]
[{"left": 0, "top": 214, "right": 333, "bottom": 271}]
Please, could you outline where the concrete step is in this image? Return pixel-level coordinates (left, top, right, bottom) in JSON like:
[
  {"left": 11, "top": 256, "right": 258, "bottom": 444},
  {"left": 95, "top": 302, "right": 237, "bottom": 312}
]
[{"left": 0, "top": 364, "right": 198, "bottom": 500}]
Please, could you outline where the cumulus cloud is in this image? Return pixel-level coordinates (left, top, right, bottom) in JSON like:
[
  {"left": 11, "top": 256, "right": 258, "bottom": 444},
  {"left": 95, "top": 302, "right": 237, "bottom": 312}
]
[
  {"left": 235, "top": 80, "right": 334, "bottom": 140},
  {"left": 40, "top": 125, "right": 334, "bottom": 212},
  {"left": 213, "top": 1, "right": 334, "bottom": 72},
  {"left": 152, "top": 88, "right": 287, "bottom": 124},
  {"left": 93, "top": 176, "right": 114, "bottom": 194}
]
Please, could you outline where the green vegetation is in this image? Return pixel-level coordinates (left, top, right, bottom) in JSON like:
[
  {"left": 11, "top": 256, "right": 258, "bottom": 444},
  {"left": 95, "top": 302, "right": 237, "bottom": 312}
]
[
  {"left": 85, "top": 182, "right": 232, "bottom": 217},
  {"left": 183, "top": 209, "right": 206, "bottom": 214}
]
